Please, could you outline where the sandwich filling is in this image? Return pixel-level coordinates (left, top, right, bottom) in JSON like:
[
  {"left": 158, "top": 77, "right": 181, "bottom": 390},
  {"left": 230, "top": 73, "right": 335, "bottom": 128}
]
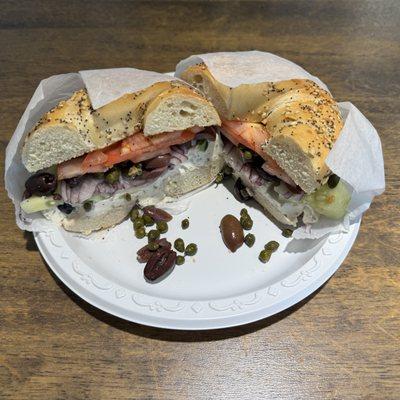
[
  {"left": 21, "top": 126, "right": 217, "bottom": 215},
  {"left": 220, "top": 120, "right": 351, "bottom": 225}
]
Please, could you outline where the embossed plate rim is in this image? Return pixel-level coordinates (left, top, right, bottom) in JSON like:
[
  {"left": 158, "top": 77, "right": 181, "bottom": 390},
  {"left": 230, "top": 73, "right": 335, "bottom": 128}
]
[{"left": 34, "top": 219, "right": 360, "bottom": 330}]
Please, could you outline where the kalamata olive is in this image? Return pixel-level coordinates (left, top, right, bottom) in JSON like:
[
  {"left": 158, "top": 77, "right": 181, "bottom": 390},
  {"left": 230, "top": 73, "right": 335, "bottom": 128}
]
[
  {"left": 233, "top": 178, "right": 252, "bottom": 202},
  {"left": 25, "top": 172, "right": 57, "bottom": 196},
  {"left": 137, "top": 238, "right": 171, "bottom": 263},
  {"left": 144, "top": 248, "right": 177, "bottom": 282},
  {"left": 220, "top": 214, "right": 244, "bottom": 252},
  {"left": 143, "top": 206, "right": 172, "bottom": 222},
  {"left": 143, "top": 154, "right": 172, "bottom": 170}
]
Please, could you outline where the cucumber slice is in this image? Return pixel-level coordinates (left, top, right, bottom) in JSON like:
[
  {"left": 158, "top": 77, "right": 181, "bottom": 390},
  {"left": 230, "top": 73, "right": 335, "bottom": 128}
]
[
  {"left": 20, "top": 196, "right": 62, "bottom": 214},
  {"left": 305, "top": 181, "right": 351, "bottom": 220}
]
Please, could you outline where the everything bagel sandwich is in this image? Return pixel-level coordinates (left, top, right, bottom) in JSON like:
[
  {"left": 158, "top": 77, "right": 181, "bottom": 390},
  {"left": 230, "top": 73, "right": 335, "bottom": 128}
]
[
  {"left": 20, "top": 79, "right": 223, "bottom": 233},
  {"left": 178, "top": 62, "right": 351, "bottom": 226}
]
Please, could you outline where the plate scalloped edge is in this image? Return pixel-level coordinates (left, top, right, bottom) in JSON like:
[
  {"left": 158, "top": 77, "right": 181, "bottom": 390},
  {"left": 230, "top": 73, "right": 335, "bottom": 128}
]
[{"left": 34, "top": 220, "right": 360, "bottom": 330}]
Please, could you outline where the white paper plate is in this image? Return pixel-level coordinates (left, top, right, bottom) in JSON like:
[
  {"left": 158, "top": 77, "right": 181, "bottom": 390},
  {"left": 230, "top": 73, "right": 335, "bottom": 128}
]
[{"left": 34, "top": 182, "right": 360, "bottom": 330}]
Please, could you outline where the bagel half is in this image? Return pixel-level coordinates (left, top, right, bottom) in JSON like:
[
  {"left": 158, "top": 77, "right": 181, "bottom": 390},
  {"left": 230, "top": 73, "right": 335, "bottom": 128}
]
[
  {"left": 22, "top": 80, "right": 221, "bottom": 173},
  {"left": 179, "top": 63, "right": 343, "bottom": 193}
]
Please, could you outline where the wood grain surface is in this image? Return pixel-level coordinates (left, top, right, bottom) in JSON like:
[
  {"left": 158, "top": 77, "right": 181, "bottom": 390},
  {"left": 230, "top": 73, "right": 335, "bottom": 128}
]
[{"left": 1, "top": 1, "right": 399, "bottom": 399}]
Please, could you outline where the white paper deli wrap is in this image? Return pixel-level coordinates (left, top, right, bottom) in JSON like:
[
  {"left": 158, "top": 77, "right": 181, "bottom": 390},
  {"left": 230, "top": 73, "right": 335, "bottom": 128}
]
[
  {"left": 4, "top": 68, "right": 177, "bottom": 232},
  {"left": 176, "top": 51, "right": 385, "bottom": 239}
]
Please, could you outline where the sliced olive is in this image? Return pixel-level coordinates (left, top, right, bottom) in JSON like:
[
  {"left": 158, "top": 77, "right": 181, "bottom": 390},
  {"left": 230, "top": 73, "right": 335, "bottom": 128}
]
[
  {"left": 181, "top": 218, "right": 189, "bottom": 229},
  {"left": 125, "top": 193, "right": 132, "bottom": 201}
]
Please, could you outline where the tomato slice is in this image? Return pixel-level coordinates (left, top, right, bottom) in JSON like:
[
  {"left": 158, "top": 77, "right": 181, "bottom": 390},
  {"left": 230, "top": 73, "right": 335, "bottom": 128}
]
[
  {"left": 82, "top": 150, "right": 108, "bottom": 170},
  {"left": 222, "top": 120, "right": 270, "bottom": 155},
  {"left": 56, "top": 128, "right": 199, "bottom": 180}
]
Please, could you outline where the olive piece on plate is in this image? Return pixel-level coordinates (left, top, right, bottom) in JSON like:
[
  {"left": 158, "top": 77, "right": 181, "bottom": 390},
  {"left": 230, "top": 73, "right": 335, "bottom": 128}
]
[
  {"left": 25, "top": 172, "right": 57, "bottom": 196},
  {"left": 220, "top": 214, "right": 244, "bottom": 252}
]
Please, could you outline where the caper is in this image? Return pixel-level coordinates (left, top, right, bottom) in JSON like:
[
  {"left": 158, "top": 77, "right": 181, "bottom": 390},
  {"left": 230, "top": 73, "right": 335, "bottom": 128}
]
[
  {"left": 105, "top": 167, "right": 120, "bottom": 184},
  {"left": 244, "top": 233, "right": 255, "bottom": 247},
  {"left": 282, "top": 228, "right": 293, "bottom": 238},
  {"left": 143, "top": 215, "right": 155, "bottom": 227},
  {"left": 265, "top": 241, "right": 279, "bottom": 252},
  {"left": 176, "top": 255, "right": 185, "bottom": 265},
  {"left": 181, "top": 218, "right": 189, "bottom": 230},
  {"left": 240, "top": 216, "right": 253, "bottom": 230},
  {"left": 83, "top": 201, "right": 93, "bottom": 212},
  {"left": 130, "top": 208, "right": 140, "bottom": 221},
  {"left": 259, "top": 250, "right": 271, "bottom": 263},
  {"left": 215, "top": 172, "right": 224, "bottom": 184},
  {"left": 185, "top": 243, "right": 198, "bottom": 256},
  {"left": 243, "top": 150, "right": 253, "bottom": 160},
  {"left": 135, "top": 227, "right": 146, "bottom": 239},
  {"left": 125, "top": 193, "right": 132, "bottom": 201},
  {"left": 240, "top": 208, "right": 249, "bottom": 217},
  {"left": 147, "top": 229, "right": 160, "bottom": 242},
  {"left": 147, "top": 241, "right": 160, "bottom": 251},
  {"left": 128, "top": 164, "right": 142, "bottom": 177},
  {"left": 156, "top": 221, "right": 168, "bottom": 234},
  {"left": 223, "top": 165, "right": 233, "bottom": 176},
  {"left": 174, "top": 238, "right": 185, "bottom": 253},
  {"left": 328, "top": 174, "right": 340, "bottom": 189},
  {"left": 197, "top": 139, "right": 208, "bottom": 152},
  {"left": 133, "top": 217, "right": 144, "bottom": 230}
]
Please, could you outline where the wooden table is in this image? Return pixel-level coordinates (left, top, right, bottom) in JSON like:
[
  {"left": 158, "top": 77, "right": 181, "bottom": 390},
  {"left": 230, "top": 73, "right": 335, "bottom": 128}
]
[{"left": 1, "top": 1, "right": 399, "bottom": 398}]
